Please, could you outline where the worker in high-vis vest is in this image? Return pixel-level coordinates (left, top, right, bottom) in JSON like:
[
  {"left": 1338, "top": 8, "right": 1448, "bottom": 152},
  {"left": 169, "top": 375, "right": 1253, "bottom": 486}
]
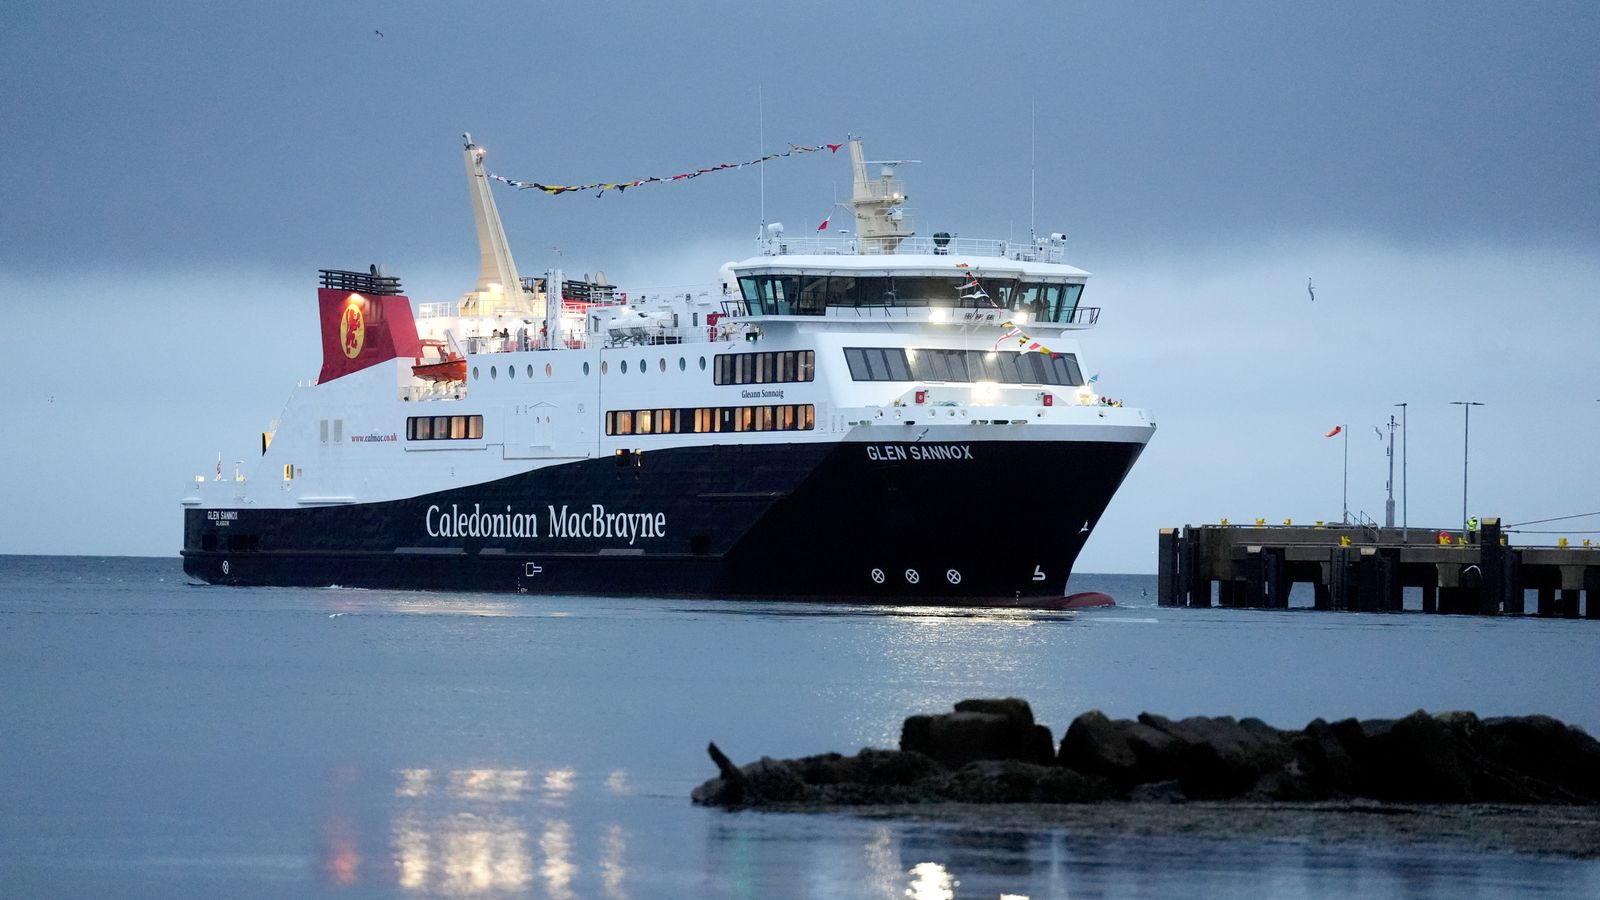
[{"left": 1467, "top": 516, "right": 1479, "bottom": 544}]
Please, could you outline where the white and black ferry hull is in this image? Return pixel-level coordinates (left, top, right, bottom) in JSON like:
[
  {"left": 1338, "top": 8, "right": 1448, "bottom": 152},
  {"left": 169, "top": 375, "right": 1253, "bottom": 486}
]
[{"left": 182, "top": 439, "right": 1144, "bottom": 603}]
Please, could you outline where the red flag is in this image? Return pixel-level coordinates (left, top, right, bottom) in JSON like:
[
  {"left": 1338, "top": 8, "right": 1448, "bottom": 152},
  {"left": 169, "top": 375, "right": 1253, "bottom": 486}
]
[
  {"left": 827, "top": 143, "right": 843, "bottom": 153},
  {"left": 817, "top": 216, "right": 830, "bottom": 232},
  {"left": 1324, "top": 425, "right": 1343, "bottom": 437}
]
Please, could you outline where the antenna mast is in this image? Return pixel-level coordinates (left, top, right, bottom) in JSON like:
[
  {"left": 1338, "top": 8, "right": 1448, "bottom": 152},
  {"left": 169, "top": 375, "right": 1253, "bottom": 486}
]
[
  {"left": 758, "top": 86, "right": 765, "bottom": 233},
  {"left": 1030, "top": 99, "right": 1037, "bottom": 241}
]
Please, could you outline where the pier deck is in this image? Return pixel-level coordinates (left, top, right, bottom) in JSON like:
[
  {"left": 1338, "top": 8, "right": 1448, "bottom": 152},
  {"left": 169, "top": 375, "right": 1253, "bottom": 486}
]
[{"left": 1157, "top": 518, "right": 1599, "bottom": 617}]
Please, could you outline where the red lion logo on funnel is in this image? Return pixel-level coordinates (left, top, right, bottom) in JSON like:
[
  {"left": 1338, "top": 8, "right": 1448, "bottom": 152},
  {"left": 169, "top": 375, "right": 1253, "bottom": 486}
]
[{"left": 339, "top": 302, "right": 365, "bottom": 359}]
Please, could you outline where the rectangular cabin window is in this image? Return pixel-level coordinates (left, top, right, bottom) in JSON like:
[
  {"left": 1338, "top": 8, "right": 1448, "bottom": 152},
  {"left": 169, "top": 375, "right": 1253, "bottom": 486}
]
[
  {"left": 602, "top": 404, "right": 814, "bottom": 436},
  {"left": 405, "top": 415, "right": 484, "bottom": 440},
  {"left": 712, "top": 351, "right": 816, "bottom": 385},
  {"left": 320, "top": 420, "right": 329, "bottom": 444},
  {"left": 844, "top": 347, "right": 911, "bottom": 381}
]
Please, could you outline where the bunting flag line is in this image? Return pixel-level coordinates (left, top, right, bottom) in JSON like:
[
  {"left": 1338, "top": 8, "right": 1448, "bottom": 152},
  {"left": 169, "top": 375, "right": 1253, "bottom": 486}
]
[
  {"left": 488, "top": 140, "right": 846, "bottom": 198},
  {"left": 958, "top": 271, "right": 1059, "bottom": 357}
]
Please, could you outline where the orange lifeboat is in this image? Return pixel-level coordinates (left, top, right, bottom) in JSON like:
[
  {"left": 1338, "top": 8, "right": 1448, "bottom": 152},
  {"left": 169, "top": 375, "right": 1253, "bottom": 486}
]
[{"left": 412, "top": 339, "right": 467, "bottom": 383}]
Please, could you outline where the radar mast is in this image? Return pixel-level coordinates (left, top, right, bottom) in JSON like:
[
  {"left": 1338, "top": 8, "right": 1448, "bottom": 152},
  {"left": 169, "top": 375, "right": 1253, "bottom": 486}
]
[{"left": 847, "top": 137, "right": 916, "bottom": 254}]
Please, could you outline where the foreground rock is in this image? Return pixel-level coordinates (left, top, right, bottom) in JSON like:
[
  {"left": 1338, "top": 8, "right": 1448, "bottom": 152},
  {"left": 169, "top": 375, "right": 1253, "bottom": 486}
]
[{"left": 693, "top": 699, "right": 1600, "bottom": 808}]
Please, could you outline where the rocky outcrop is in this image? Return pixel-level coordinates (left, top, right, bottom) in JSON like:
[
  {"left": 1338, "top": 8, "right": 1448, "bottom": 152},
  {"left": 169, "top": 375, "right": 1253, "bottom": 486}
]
[
  {"left": 901, "top": 696, "right": 1055, "bottom": 768},
  {"left": 692, "top": 699, "right": 1600, "bottom": 808}
]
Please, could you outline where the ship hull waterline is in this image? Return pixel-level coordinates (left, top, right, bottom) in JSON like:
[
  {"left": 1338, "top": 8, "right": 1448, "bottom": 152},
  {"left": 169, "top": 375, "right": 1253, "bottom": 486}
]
[{"left": 182, "top": 439, "right": 1144, "bottom": 605}]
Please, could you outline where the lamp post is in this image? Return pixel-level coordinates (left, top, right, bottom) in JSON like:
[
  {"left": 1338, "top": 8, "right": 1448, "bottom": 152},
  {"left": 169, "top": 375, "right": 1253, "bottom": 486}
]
[
  {"left": 1384, "top": 415, "right": 1397, "bottom": 528},
  {"left": 1450, "top": 401, "right": 1484, "bottom": 535},
  {"left": 1393, "top": 402, "right": 1408, "bottom": 542}
]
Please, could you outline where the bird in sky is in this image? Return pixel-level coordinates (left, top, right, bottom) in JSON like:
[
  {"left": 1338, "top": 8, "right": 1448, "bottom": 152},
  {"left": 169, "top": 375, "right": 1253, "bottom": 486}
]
[
  {"left": 373, "top": 29, "right": 384, "bottom": 37},
  {"left": 1307, "top": 277, "right": 1316, "bottom": 302}
]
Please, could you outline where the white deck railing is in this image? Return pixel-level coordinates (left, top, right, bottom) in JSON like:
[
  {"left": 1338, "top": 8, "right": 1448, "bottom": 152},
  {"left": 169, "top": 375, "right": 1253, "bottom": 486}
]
[{"left": 759, "top": 235, "right": 1070, "bottom": 263}]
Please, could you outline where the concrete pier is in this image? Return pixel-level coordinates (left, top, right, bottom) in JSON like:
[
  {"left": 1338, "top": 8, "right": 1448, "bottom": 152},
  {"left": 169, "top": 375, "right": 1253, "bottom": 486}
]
[{"left": 1156, "top": 518, "right": 1599, "bottom": 617}]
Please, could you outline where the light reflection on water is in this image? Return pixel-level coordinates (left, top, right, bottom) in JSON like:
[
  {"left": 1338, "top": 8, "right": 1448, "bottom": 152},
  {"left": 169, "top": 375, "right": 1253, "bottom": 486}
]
[{"left": 371, "top": 766, "right": 620, "bottom": 896}]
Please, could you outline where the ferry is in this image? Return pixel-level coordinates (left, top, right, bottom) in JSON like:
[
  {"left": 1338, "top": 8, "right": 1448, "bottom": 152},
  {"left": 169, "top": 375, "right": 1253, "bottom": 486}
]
[{"left": 180, "top": 136, "right": 1155, "bottom": 603}]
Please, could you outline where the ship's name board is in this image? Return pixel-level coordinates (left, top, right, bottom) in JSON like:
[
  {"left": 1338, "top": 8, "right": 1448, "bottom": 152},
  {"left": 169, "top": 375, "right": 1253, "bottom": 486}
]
[
  {"left": 425, "top": 503, "right": 666, "bottom": 546},
  {"left": 740, "top": 388, "right": 786, "bottom": 400},
  {"left": 865, "top": 444, "right": 974, "bottom": 462}
]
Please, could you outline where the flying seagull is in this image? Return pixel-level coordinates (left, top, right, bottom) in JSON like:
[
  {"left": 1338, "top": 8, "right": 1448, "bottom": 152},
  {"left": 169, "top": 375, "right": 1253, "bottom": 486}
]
[
  {"left": 1307, "top": 277, "right": 1316, "bottom": 302},
  {"left": 373, "top": 29, "right": 384, "bottom": 37}
]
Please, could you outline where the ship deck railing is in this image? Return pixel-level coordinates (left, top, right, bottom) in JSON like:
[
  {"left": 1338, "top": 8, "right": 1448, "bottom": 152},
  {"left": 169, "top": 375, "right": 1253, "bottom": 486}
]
[{"left": 759, "top": 235, "right": 1069, "bottom": 263}]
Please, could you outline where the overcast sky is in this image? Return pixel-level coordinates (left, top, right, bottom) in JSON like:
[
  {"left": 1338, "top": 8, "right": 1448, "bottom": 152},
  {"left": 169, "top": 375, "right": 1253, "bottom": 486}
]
[{"left": 3, "top": 1, "right": 1597, "bottom": 572}]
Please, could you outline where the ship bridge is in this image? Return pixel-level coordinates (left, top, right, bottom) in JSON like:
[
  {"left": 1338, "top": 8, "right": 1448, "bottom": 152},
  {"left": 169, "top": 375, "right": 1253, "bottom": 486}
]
[{"left": 726, "top": 248, "right": 1097, "bottom": 327}]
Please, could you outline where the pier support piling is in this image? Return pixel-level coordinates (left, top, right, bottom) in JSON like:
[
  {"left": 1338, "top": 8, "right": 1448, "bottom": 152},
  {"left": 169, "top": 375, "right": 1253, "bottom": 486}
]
[{"left": 1157, "top": 528, "right": 1180, "bottom": 607}]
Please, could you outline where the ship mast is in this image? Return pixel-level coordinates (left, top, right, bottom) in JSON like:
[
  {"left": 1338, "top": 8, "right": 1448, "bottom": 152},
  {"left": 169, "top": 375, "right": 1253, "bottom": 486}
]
[
  {"left": 847, "top": 137, "right": 915, "bottom": 254},
  {"left": 460, "top": 133, "right": 536, "bottom": 317}
]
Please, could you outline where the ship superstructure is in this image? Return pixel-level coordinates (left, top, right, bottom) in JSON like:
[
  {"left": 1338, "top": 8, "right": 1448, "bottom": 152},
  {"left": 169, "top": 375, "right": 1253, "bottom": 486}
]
[{"left": 181, "top": 136, "right": 1154, "bottom": 602}]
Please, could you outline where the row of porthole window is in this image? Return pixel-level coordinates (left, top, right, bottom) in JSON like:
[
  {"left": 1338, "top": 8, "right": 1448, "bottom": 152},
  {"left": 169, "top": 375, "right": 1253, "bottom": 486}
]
[{"left": 471, "top": 356, "right": 711, "bottom": 381}]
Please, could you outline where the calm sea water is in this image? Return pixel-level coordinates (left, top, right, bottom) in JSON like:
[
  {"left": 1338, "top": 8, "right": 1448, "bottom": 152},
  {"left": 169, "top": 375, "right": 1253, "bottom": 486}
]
[{"left": 1, "top": 555, "right": 1596, "bottom": 899}]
